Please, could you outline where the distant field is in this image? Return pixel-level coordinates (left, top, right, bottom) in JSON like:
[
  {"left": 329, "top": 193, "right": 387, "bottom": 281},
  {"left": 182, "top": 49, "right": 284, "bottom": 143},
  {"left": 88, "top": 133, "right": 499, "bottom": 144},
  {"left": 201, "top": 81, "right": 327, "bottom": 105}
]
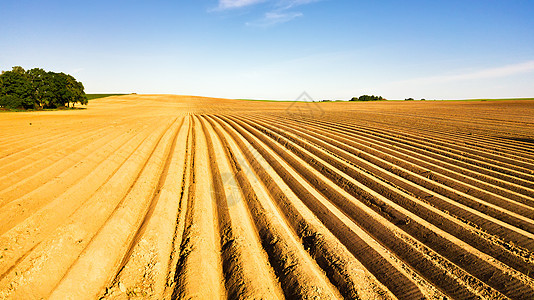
[
  {"left": 239, "top": 97, "right": 534, "bottom": 102},
  {"left": 237, "top": 98, "right": 295, "bottom": 102},
  {"left": 417, "top": 97, "right": 534, "bottom": 102},
  {"left": 86, "top": 94, "right": 127, "bottom": 100},
  {"left": 1, "top": 95, "right": 534, "bottom": 299}
]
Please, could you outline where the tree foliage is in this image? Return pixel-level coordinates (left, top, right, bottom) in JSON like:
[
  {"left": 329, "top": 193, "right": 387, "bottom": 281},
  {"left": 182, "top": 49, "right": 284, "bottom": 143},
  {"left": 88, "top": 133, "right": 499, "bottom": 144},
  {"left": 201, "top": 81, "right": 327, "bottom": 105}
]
[
  {"left": 0, "top": 66, "right": 87, "bottom": 110},
  {"left": 350, "top": 95, "right": 385, "bottom": 102}
]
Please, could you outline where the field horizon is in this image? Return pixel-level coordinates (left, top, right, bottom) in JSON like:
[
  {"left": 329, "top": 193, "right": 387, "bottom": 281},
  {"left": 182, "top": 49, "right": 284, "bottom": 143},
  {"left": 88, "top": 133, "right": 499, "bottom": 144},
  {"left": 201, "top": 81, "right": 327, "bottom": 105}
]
[{"left": 85, "top": 93, "right": 534, "bottom": 103}]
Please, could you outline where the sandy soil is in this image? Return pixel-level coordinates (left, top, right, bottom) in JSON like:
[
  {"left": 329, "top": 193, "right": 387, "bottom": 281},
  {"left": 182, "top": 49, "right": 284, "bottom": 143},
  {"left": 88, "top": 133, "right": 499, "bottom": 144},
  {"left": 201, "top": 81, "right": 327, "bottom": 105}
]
[{"left": 1, "top": 95, "right": 534, "bottom": 299}]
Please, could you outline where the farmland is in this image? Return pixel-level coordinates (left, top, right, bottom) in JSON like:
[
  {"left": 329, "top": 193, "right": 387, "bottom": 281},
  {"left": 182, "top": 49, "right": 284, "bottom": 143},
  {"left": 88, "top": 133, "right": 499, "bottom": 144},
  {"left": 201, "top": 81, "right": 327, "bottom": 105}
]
[{"left": 1, "top": 95, "right": 534, "bottom": 299}]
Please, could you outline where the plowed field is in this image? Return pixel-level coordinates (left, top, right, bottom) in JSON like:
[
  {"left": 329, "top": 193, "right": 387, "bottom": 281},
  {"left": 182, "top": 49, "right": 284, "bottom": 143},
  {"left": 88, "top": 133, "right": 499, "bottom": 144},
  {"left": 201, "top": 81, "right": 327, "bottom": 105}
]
[{"left": 1, "top": 95, "right": 534, "bottom": 299}]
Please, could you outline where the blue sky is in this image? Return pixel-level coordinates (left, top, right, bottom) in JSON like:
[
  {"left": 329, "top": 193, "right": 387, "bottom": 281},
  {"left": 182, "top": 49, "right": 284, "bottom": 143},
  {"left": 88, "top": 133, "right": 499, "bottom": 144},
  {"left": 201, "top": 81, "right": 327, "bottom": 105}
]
[{"left": 1, "top": 0, "right": 533, "bottom": 100}]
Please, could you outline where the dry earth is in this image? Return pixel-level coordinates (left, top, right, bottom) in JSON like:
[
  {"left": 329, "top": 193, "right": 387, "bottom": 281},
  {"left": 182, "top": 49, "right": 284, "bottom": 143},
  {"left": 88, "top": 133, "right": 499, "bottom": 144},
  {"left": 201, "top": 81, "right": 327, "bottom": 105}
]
[{"left": 1, "top": 95, "right": 534, "bottom": 299}]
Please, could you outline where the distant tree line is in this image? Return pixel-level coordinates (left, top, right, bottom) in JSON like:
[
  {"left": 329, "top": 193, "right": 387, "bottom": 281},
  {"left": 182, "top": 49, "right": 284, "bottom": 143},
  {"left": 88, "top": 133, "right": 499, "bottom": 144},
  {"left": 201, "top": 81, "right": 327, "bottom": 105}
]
[
  {"left": 350, "top": 95, "right": 385, "bottom": 101},
  {"left": 0, "top": 66, "right": 87, "bottom": 110}
]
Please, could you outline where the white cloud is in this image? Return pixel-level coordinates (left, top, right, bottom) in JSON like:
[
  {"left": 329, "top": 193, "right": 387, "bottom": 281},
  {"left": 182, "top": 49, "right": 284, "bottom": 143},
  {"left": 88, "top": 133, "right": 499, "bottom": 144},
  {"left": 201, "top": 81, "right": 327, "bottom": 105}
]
[
  {"left": 276, "top": 0, "right": 321, "bottom": 10},
  {"left": 246, "top": 11, "right": 303, "bottom": 27},
  {"left": 217, "top": 0, "right": 319, "bottom": 10},
  {"left": 215, "top": 0, "right": 320, "bottom": 26},
  {"left": 217, "top": 0, "right": 266, "bottom": 10},
  {"left": 218, "top": 0, "right": 266, "bottom": 9},
  {"left": 398, "top": 60, "right": 534, "bottom": 85},
  {"left": 373, "top": 60, "right": 534, "bottom": 99}
]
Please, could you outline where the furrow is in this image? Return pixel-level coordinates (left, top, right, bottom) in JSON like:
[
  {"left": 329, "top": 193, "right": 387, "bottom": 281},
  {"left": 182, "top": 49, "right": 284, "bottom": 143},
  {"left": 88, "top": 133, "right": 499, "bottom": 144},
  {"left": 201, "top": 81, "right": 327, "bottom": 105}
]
[
  {"left": 99, "top": 117, "right": 189, "bottom": 299},
  {"left": 237, "top": 116, "right": 532, "bottom": 299},
  {"left": 322, "top": 119, "right": 534, "bottom": 188},
  {"left": 0, "top": 125, "right": 130, "bottom": 203},
  {"left": 0, "top": 119, "right": 163, "bottom": 234},
  {"left": 0, "top": 124, "right": 111, "bottom": 180},
  {"left": 258, "top": 114, "right": 534, "bottom": 211},
  {"left": 172, "top": 117, "right": 226, "bottom": 299},
  {"left": 249, "top": 115, "right": 534, "bottom": 275},
  {"left": 163, "top": 117, "right": 193, "bottom": 298},
  {"left": 0, "top": 118, "right": 172, "bottom": 299},
  {"left": 214, "top": 115, "right": 399, "bottom": 299},
  {"left": 332, "top": 116, "right": 534, "bottom": 169},
  {"left": 340, "top": 114, "right": 534, "bottom": 160},
  {"left": 223, "top": 116, "right": 436, "bottom": 299},
  {"left": 297, "top": 116, "right": 534, "bottom": 198},
  {"left": 48, "top": 117, "right": 181, "bottom": 299},
  {"left": 206, "top": 115, "right": 344, "bottom": 299},
  {"left": 200, "top": 115, "right": 285, "bottom": 299},
  {"left": 251, "top": 115, "right": 534, "bottom": 241}
]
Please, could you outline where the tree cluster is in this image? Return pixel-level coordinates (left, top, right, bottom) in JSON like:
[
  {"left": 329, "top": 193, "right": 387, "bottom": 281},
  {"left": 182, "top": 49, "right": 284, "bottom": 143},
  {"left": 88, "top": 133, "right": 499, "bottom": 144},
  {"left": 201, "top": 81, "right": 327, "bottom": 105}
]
[
  {"left": 350, "top": 95, "right": 385, "bottom": 102},
  {"left": 0, "top": 66, "right": 87, "bottom": 110}
]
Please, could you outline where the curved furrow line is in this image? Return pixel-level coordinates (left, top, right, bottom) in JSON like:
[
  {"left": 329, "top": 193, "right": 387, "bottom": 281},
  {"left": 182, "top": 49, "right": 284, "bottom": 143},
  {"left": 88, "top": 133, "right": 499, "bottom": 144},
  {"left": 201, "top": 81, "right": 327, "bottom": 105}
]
[
  {"left": 244, "top": 115, "right": 534, "bottom": 279},
  {"left": 235, "top": 116, "right": 534, "bottom": 299},
  {"left": 382, "top": 126, "right": 534, "bottom": 168},
  {"left": 0, "top": 117, "right": 168, "bottom": 234},
  {"left": 0, "top": 120, "right": 115, "bottom": 161},
  {"left": 224, "top": 115, "right": 485, "bottom": 299},
  {"left": 0, "top": 124, "right": 130, "bottom": 202},
  {"left": 0, "top": 124, "right": 113, "bottom": 179},
  {"left": 173, "top": 116, "right": 226, "bottom": 299},
  {"left": 468, "top": 115, "right": 534, "bottom": 126},
  {"left": 288, "top": 107, "right": 532, "bottom": 155},
  {"left": 327, "top": 115, "right": 534, "bottom": 164},
  {"left": 330, "top": 114, "right": 534, "bottom": 164},
  {"left": 251, "top": 115, "right": 534, "bottom": 235},
  {"left": 99, "top": 117, "right": 190, "bottom": 299},
  {"left": 367, "top": 117, "right": 534, "bottom": 157},
  {"left": 200, "top": 115, "right": 285, "bottom": 299},
  {"left": 306, "top": 117, "right": 534, "bottom": 183},
  {"left": 328, "top": 111, "right": 534, "bottom": 157},
  {"left": 213, "top": 115, "right": 401, "bottom": 300},
  {"left": 291, "top": 116, "right": 534, "bottom": 198},
  {"left": 338, "top": 109, "right": 534, "bottom": 139},
  {"left": 0, "top": 117, "right": 176, "bottom": 299},
  {"left": 0, "top": 126, "right": 82, "bottom": 154},
  {"left": 257, "top": 114, "right": 534, "bottom": 212},
  {"left": 47, "top": 117, "right": 182, "bottom": 300},
  {"left": 0, "top": 121, "right": 157, "bottom": 289},
  {"left": 163, "top": 118, "right": 194, "bottom": 299},
  {"left": 206, "top": 115, "right": 345, "bottom": 299},
  {"left": 310, "top": 117, "right": 534, "bottom": 204}
]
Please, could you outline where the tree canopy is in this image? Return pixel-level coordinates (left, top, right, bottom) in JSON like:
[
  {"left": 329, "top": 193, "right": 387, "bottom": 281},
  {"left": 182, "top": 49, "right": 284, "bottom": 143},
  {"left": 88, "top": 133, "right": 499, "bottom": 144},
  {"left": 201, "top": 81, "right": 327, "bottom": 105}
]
[
  {"left": 0, "top": 66, "right": 87, "bottom": 110},
  {"left": 350, "top": 95, "right": 385, "bottom": 102}
]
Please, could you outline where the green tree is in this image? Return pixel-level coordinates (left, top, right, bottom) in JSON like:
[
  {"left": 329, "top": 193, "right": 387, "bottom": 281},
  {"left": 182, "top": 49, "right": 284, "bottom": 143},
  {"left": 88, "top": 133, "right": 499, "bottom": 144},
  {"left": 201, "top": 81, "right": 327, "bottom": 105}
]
[
  {"left": 64, "top": 74, "right": 87, "bottom": 107},
  {"left": 27, "top": 68, "right": 48, "bottom": 108},
  {"left": 350, "top": 95, "right": 385, "bottom": 101},
  {"left": 0, "top": 66, "right": 33, "bottom": 109},
  {"left": 0, "top": 95, "right": 24, "bottom": 109},
  {"left": 0, "top": 66, "right": 87, "bottom": 110}
]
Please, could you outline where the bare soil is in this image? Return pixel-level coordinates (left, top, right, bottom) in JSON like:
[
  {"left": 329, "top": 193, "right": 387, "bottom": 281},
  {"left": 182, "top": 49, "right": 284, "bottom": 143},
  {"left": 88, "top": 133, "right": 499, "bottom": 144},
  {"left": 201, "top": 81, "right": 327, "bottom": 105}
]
[{"left": 1, "top": 95, "right": 534, "bottom": 299}]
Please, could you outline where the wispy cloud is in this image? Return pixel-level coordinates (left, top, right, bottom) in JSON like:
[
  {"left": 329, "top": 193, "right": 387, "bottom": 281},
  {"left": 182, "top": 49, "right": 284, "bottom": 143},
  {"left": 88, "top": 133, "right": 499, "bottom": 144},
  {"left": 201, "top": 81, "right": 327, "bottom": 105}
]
[
  {"left": 246, "top": 11, "right": 303, "bottom": 27},
  {"left": 217, "top": 0, "right": 266, "bottom": 10},
  {"left": 397, "top": 60, "right": 534, "bottom": 85},
  {"left": 275, "top": 0, "right": 321, "bottom": 10},
  {"left": 217, "top": 0, "right": 317, "bottom": 10},
  {"left": 214, "top": 0, "right": 320, "bottom": 26}
]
